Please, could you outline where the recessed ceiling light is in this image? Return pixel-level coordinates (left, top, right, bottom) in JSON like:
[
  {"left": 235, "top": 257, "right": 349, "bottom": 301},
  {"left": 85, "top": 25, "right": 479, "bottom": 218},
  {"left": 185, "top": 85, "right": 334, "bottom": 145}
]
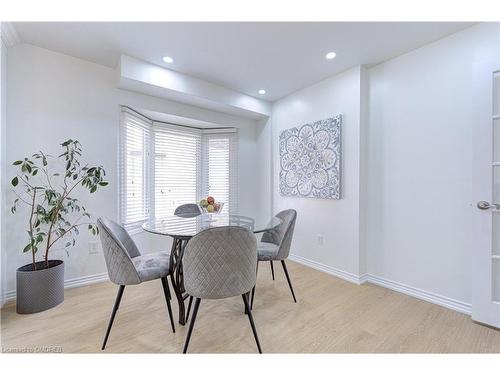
[
  {"left": 162, "top": 56, "right": 174, "bottom": 64},
  {"left": 258, "top": 89, "right": 266, "bottom": 95},
  {"left": 325, "top": 52, "right": 337, "bottom": 60}
]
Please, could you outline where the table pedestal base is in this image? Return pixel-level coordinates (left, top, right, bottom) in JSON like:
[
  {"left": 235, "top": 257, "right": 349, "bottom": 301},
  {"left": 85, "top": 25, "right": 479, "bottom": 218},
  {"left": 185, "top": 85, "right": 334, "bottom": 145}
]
[{"left": 169, "top": 237, "right": 190, "bottom": 325}]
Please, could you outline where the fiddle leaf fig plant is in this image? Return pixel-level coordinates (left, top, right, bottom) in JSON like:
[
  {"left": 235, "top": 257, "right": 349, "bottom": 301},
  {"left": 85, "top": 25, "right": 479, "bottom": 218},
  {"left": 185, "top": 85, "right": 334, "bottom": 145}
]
[{"left": 10, "top": 139, "right": 108, "bottom": 271}]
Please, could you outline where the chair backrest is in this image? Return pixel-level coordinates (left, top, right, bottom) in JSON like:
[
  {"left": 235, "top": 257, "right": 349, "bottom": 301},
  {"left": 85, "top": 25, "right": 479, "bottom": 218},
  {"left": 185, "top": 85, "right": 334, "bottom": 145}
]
[
  {"left": 97, "top": 217, "right": 141, "bottom": 285},
  {"left": 183, "top": 226, "right": 257, "bottom": 299},
  {"left": 174, "top": 203, "right": 201, "bottom": 216},
  {"left": 261, "top": 209, "right": 297, "bottom": 260}
]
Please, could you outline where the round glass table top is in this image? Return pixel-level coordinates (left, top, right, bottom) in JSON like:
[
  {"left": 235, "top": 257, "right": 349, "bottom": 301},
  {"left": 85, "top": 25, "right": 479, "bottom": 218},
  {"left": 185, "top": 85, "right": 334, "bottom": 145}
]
[{"left": 142, "top": 213, "right": 282, "bottom": 238}]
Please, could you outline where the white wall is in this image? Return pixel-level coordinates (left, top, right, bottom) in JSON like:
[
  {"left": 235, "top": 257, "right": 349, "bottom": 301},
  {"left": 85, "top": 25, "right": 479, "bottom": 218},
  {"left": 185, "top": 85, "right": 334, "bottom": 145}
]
[
  {"left": 256, "top": 117, "right": 273, "bottom": 225},
  {"left": 270, "top": 23, "right": 499, "bottom": 311},
  {"left": 271, "top": 66, "right": 364, "bottom": 277},
  {"left": 4, "top": 43, "right": 262, "bottom": 295},
  {"left": 1, "top": 29, "right": 7, "bottom": 306},
  {"left": 366, "top": 23, "right": 499, "bottom": 305}
]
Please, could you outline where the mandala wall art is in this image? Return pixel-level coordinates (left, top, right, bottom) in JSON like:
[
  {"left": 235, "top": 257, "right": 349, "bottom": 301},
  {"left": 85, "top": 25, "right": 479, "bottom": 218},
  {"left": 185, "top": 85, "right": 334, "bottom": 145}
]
[{"left": 279, "top": 115, "right": 342, "bottom": 199}]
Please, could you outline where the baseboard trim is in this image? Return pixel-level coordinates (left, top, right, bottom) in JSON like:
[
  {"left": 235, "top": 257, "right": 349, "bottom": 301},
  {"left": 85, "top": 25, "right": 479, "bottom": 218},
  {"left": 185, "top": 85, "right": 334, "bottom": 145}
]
[
  {"left": 288, "top": 254, "right": 363, "bottom": 285},
  {"left": 3, "top": 272, "right": 109, "bottom": 303},
  {"left": 363, "top": 274, "right": 472, "bottom": 316},
  {"left": 289, "top": 254, "right": 471, "bottom": 316}
]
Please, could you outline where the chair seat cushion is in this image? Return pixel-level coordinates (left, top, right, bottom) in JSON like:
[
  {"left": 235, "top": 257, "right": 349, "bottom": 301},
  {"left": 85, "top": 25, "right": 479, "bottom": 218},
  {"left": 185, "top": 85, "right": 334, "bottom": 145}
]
[
  {"left": 132, "top": 252, "right": 170, "bottom": 282},
  {"left": 258, "top": 242, "right": 279, "bottom": 261}
]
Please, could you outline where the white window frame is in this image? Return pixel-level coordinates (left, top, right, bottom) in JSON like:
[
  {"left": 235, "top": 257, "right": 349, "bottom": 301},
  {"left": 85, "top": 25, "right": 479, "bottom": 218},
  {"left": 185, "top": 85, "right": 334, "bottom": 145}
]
[
  {"left": 119, "top": 108, "right": 152, "bottom": 234},
  {"left": 201, "top": 128, "right": 239, "bottom": 214}
]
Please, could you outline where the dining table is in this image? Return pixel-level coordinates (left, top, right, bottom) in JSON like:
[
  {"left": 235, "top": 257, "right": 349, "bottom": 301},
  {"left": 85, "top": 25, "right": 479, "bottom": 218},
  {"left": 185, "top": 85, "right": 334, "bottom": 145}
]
[{"left": 142, "top": 212, "right": 282, "bottom": 325}]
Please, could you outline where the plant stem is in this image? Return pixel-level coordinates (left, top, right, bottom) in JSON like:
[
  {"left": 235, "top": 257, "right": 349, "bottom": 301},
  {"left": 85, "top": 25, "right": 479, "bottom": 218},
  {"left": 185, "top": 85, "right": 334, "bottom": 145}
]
[
  {"left": 48, "top": 220, "right": 92, "bottom": 249},
  {"left": 18, "top": 174, "right": 35, "bottom": 190},
  {"left": 12, "top": 190, "right": 31, "bottom": 206},
  {"left": 41, "top": 165, "right": 54, "bottom": 190},
  {"left": 44, "top": 176, "right": 86, "bottom": 263},
  {"left": 28, "top": 188, "right": 38, "bottom": 271}
]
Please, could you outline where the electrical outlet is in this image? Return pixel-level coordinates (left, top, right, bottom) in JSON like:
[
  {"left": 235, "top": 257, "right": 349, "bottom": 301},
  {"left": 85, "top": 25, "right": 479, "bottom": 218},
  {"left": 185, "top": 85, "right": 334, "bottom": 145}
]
[
  {"left": 317, "top": 235, "right": 324, "bottom": 246},
  {"left": 88, "top": 242, "right": 99, "bottom": 254}
]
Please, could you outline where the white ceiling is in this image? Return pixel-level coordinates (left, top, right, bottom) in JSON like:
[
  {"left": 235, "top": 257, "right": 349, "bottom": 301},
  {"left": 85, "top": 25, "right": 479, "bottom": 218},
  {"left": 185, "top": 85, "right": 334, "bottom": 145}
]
[{"left": 13, "top": 22, "right": 473, "bottom": 101}]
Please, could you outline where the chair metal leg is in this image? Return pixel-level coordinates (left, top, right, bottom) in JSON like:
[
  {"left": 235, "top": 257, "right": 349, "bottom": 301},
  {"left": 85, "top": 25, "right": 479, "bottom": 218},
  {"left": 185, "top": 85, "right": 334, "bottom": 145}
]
[
  {"left": 183, "top": 297, "right": 201, "bottom": 354},
  {"left": 242, "top": 293, "right": 262, "bottom": 354},
  {"left": 161, "top": 277, "right": 176, "bottom": 333},
  {"left": 250, "top": 286, "right": 255, "bottom": 310},
  {"left": 186, "top": 295, "right": 193, "bottom": 322},
  {"left": 250, "top": 261, "right": 259, "bottom": 309},
  {"left": 101, "top": 285, "right": 125, "bottom": 350},
  {"left": 281, "top": 260, "right": 297, "bottom": 303},
  {"left": 270, "top": 261, "right": 275, "bottom": 280}
]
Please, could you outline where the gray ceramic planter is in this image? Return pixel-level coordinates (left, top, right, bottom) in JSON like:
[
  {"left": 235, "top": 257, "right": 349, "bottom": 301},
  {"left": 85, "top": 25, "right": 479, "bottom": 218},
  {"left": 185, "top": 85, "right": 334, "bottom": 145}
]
[{"left": 16, "top": 260, "right": 64, "bottom": 314}]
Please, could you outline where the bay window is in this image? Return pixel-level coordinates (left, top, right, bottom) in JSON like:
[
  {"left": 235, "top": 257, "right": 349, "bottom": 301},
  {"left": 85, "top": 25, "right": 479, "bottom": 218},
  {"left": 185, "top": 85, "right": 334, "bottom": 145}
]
[{"left": 119, "top": 107, "right": 238, "bottom": 232}]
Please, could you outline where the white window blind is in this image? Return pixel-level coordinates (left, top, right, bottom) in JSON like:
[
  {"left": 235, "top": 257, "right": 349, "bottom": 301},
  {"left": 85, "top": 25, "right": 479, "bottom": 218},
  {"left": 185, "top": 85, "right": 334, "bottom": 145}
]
[
  {"left": 119, "top": 107, "right": 238, "bottom": 231},
  {"left": 154, "top": 124, "right": 201, "bottom": 218},
  {"left": 119, "top": 109, "right": 151, "bottom": 232},
  {"left": 202, "top": 131, "right": 238, "bottom": 214}
]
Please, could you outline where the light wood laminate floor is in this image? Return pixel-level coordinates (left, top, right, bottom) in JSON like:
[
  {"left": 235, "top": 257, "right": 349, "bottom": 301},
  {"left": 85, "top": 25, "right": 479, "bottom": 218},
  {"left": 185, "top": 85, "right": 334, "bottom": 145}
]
[{"left": 1, "top": 261, "right": 499, "bottom": 353}]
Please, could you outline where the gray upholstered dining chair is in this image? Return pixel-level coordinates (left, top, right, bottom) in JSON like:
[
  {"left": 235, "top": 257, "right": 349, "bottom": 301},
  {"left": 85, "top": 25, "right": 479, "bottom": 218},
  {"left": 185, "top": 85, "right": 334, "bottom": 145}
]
[
  {"left": 251, "top": 209, "right": 297, "bottom": 308},
  {"left": 182, "top": 226, "right": 262, "bottom": 353},
  {"left": 97, "top": 217, "right": 176, "bottom": 350},
  {"left": 174, "top": 203, "right": 201, "bottom": 216}
]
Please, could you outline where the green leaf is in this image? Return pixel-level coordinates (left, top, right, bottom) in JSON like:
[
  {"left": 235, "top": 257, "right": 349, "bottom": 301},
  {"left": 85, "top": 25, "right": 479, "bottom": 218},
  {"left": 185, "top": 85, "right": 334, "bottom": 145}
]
[
  {"left": 13, "top": 160, "right": 22, "bottom": 165},
  {"left": 25, "top": 164, "right": 32, "bottom": 173},
  {"left": 32, "top": 169, "right": 38, "bottom": 176},
  {"left": 23, "top": 243, "right": 32, "bottom": 253},
  {"left": 61, "top": 139, "right": 73, "bottom": 147},
  {"left": 11, "top": 176, "right": 18, "bottom": 186},
  {"left": 98, "top": 182, "right": 108, "bottom": 186}
]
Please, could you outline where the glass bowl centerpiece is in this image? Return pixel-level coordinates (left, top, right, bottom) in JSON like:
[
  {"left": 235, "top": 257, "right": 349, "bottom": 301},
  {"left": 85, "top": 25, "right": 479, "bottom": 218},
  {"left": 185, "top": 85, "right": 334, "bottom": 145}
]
[{"left": 199, "top": 196, "right": 224, "bottom": 214}]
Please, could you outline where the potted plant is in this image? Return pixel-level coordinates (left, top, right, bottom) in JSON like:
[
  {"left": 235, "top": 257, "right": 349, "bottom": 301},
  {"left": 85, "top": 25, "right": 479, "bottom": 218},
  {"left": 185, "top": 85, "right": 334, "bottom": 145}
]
[{"left": 10, "top": 139, "right": 107, "bottom": 314}]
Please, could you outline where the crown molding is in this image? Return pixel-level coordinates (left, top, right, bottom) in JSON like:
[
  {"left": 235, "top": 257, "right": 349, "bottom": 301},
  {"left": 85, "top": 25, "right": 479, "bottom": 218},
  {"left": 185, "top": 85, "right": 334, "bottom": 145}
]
[{"left": 1, "top": 22, "right": 21, "bottom": 47}]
